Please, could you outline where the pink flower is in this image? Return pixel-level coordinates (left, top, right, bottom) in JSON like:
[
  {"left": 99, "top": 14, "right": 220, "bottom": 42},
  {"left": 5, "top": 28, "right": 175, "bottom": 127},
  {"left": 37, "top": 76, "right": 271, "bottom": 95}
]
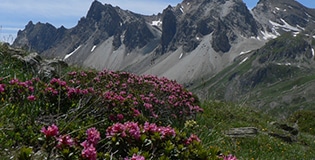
[
  {"left": 185, "top": 134, "right": 201, "bottom": 145},
  {"left": 56, "top": 135, "right": 75, "bottom": 148},
  {"left": 125, "top": 122, "right": 141, "bottom": 140},
  {"left": 117, "top": 114, "right": 124, "bottom": 121},
  {"left": 28, "top": 86, "right": 34, "bottom": 92},
  {"left": 27, "top": 95, "right": 36, "bottom": 101},
  {"left": 0, "top": 84, "right": 5, "bottom": 93},
  {"left": 86, "top": 128, "right": 101, "bottom": 145},
  {"left": 125, "top": 154, "right": 146, "bottom": 160},
  {"left": 158, "top": 126, "right": 176, "bottom": 139},
  {"left": 80, "top": 71, "right": 87, "bottom": 77},
  {"left": 106, "top": 122, "right": 141, "bottom": 140},
  {"left": 41, "top": 124, "right": 59, "bottom": 137},
  {"left": 81, "top": 144, "right": 97, "bottom": 160},
  {"left": 144, "top": 122, "right": 158, "bottom": 133},
  {"left": 106, "top": 123, "right": 125, "bottom": 138},
  {"left": 132, "top": 108, "right": 141, "bottom": 117},
  {"left": 9, "top": 78, "right": 19, "bottom": 85},
  {"left": 144, "top": 103, "right": 152, "bottom": 109},
  {"left": 221, "top": 154, "right": 238, "bottom": 160}
]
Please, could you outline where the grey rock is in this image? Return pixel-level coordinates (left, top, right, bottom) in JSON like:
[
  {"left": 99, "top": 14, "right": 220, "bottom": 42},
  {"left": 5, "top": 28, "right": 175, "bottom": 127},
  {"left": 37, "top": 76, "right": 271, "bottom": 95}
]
[{"left": 225, "top": 127, "right": 258, "bottom": 137}]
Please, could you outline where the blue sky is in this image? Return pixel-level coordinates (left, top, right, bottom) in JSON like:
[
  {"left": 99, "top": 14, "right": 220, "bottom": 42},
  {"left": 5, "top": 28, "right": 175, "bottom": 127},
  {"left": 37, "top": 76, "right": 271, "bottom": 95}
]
[{"left": 0, "top": 0, "right": 314, "bottom": 43}]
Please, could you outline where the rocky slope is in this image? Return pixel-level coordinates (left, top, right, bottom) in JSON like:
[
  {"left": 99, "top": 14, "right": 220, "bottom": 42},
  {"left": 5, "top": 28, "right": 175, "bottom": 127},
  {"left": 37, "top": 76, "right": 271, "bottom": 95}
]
[
  {"left": 12, "top": 0, "right": 315, "bottom": 86},
  {"left": 193, "top": 33, "right": 315, "bottom": 117}
]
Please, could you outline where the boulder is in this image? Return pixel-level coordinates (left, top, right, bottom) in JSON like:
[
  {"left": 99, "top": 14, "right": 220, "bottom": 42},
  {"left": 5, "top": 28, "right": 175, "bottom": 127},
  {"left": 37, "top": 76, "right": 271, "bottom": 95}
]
[{"left": 225, "top": 127, "right": 258, "bottom": 138}]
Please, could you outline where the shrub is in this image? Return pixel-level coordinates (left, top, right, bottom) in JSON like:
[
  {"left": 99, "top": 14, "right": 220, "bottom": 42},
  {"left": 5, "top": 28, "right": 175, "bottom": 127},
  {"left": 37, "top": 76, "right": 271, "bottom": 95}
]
[{"left": 289, "top": 110, "right": 315, "bottom": 135}]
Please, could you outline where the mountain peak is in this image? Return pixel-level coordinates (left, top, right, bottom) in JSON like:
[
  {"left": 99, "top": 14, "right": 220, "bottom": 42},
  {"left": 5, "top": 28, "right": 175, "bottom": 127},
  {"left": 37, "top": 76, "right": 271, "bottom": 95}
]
[{"left": 86, "top": 0, "right": 110, "bottom": 21}]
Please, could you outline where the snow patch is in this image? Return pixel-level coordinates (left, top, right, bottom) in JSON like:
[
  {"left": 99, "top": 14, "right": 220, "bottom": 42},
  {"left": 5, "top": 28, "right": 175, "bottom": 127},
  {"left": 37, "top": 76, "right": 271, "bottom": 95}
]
[
  {"left": 276, "top": 62, "right": 291, "bottom": 66},
  {"left": 261, "top": 30, "right": 278, "bottom": 40},
  {"left": 196, "top": 36, "right": 200, "bottom": 40},
  {"left": 240, "top": 50, "right": 252, "bottom": 55},
  {"left": 305, "top": 12, "right": 312, "bottom": 18},
  {"left": 296, "top": 25, "right": 305, "bottom": 31},
  {"left": 312, "top": 48, "right": 314, "bottom": 57},
  {"left": 240, "top": 57, "right": 249, "bottom": 64},
  {"left": 179, "top": 53, "right": 183, "bottom": 59},
  {"left": 152, "top": 19, "right": 162, "bottom": 26},
  {"left": 293, "top": 32, "right": 300, "bottom": 37},
  {"left": 275, "top": 7, "right": 280, "bottom": 11},
  {"left": 91, "top": 45, "right": 96, "bottom": 52},
  {"left": 269, "top": 19, "right": 301, "bottom": 32},
  {"left": 180, "top": 7, "right": 184, "bottom": 13},
  {"left": 64, "top": 45, "right": 81, "bottom": 60}
]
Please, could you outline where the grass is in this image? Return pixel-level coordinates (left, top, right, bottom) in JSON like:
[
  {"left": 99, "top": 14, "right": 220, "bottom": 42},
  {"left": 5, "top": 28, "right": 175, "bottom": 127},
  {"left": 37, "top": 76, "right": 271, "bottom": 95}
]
[
  {"left": 196, "top": 101, "right": 315, "bottom": 159},
  {"left": 0, "top": 43, "right": 315, "bottom": 159}
]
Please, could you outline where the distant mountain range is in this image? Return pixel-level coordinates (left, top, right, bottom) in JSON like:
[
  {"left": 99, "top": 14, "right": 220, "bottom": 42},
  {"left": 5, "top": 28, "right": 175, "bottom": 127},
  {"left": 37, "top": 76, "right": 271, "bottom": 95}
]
[{"left": 12, "top": 0, "right": 315, "bottom": 115}]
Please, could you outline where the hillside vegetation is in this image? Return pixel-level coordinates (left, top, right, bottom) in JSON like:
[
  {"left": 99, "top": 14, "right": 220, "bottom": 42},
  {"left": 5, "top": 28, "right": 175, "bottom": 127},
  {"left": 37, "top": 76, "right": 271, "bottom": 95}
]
[{"left": 0, "top": 43, "right": 314, "bottom": 159}]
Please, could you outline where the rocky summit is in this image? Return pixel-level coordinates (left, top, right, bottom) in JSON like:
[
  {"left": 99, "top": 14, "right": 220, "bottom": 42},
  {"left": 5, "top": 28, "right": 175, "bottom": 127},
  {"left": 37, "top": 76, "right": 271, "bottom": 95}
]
[{"left": 12, "top": 0, "right": 315, "bottom": 85}]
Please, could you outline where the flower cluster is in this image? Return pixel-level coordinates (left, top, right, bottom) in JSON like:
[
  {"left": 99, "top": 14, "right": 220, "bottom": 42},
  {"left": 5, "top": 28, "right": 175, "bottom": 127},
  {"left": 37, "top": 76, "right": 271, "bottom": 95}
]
[
  {"left": 0, "top": 69, "right": 202, "bottom": 126},
  {"left": 81, "top": 128, "right": 101, "bottom": 160},
  {"left": 220, "top": 154, "right": 238, "bottom": 160},
  {"left": 125, "top": 154, "right": 146, "bottom": 160},
  {"left": 0, "top": 84, "right": 5, "bottom": 93},
  {"left": 56, "top": 135, "right": 75, "bottom": 148},
  {"left": 40, "top": 124, "right": 101, "bottom": 160},
  {"left": 105, "top": 121, "right": 213, "bottom": 159},
  {"left": 106, "top": 121, "right": 176, "bottom": 140},
  {"left": 185, "top": 134, "right": 201, "bottom": 145},
  {"left": 41, "top": 124, "right": 59, "bottom": 138}
]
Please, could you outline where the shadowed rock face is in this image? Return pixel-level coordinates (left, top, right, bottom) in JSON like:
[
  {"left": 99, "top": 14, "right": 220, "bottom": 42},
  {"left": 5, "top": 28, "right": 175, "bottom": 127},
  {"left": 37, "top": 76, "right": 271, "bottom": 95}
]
[
  {"left": 161, "top": 6, "right": 177, "bottom": 53},
  {"left": 13, "top": 21, "right": 66, "bottom": 53}
]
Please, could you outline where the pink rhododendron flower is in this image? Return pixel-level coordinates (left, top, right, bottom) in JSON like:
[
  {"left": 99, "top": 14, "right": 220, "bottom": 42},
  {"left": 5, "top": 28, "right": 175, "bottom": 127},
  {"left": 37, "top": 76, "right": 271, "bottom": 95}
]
[
  {"left": 132, "top": 108, "right": 141, "bottom": 117},
  {"left": 28, "top": 86, "right": 34, "bottom": 92},
  {"left": 9, "top": 78, "right": 19, "bottom": 85},
  {"left": 144, "top": 122, "right": 158, "bottom": 132},
  {"left": 185, "top": 134, "right": 201, "bottom": 145},
  {"left": 86, "top": 127, "right": 101, "bottom": 145},
  {"left": 117, "top": 114, "right": 124, "bottom": 121},
  {"left": 81, "top": 144, "right": 97, "bottom": 160},
  {"left": 41, "top": 124, "right": 59, "bottom": 137},
  {"left": 125, "top": 154, "right": 146, "bottom": 160},
  {"left": 106, "top": 123, "right": 125, "bottom": 138},
  {"left": 56, "top": 135, "right": 75, "bottom": 148},
  {"left": 222, "top": 154, "right": 238, "bottom": 160},
  {"left": 27, "top": 95, "right": 36, "bottom": 101},
  {"left": 158, "top": 126, "right": 176, "bottom": 139},
  {"left": 0, "top": 84, "right": 5, "bottom": 92},
  {"left": 125, "top": 122, "right": 141, "bottom": 139},
  {"left": 106, "top": 122, "right": 141, "bottom": 139}
]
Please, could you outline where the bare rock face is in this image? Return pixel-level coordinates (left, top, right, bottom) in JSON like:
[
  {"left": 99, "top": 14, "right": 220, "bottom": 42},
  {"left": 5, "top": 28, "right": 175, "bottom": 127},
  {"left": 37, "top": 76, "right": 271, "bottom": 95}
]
[
  {"left": 9, "top": 48, "right": 68, "bottom": 81},
  {"left": 268, "top": 121, "right": 299, "bottom": 143},
  {"left": 13, "top": 21, "right": 66, "bottom": 53},
  {"left": 160, "top": 6, "right": 177, "bottom": 53},
  {"left": 252, "top": 0, "right": 315, "bottom": 34}
]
